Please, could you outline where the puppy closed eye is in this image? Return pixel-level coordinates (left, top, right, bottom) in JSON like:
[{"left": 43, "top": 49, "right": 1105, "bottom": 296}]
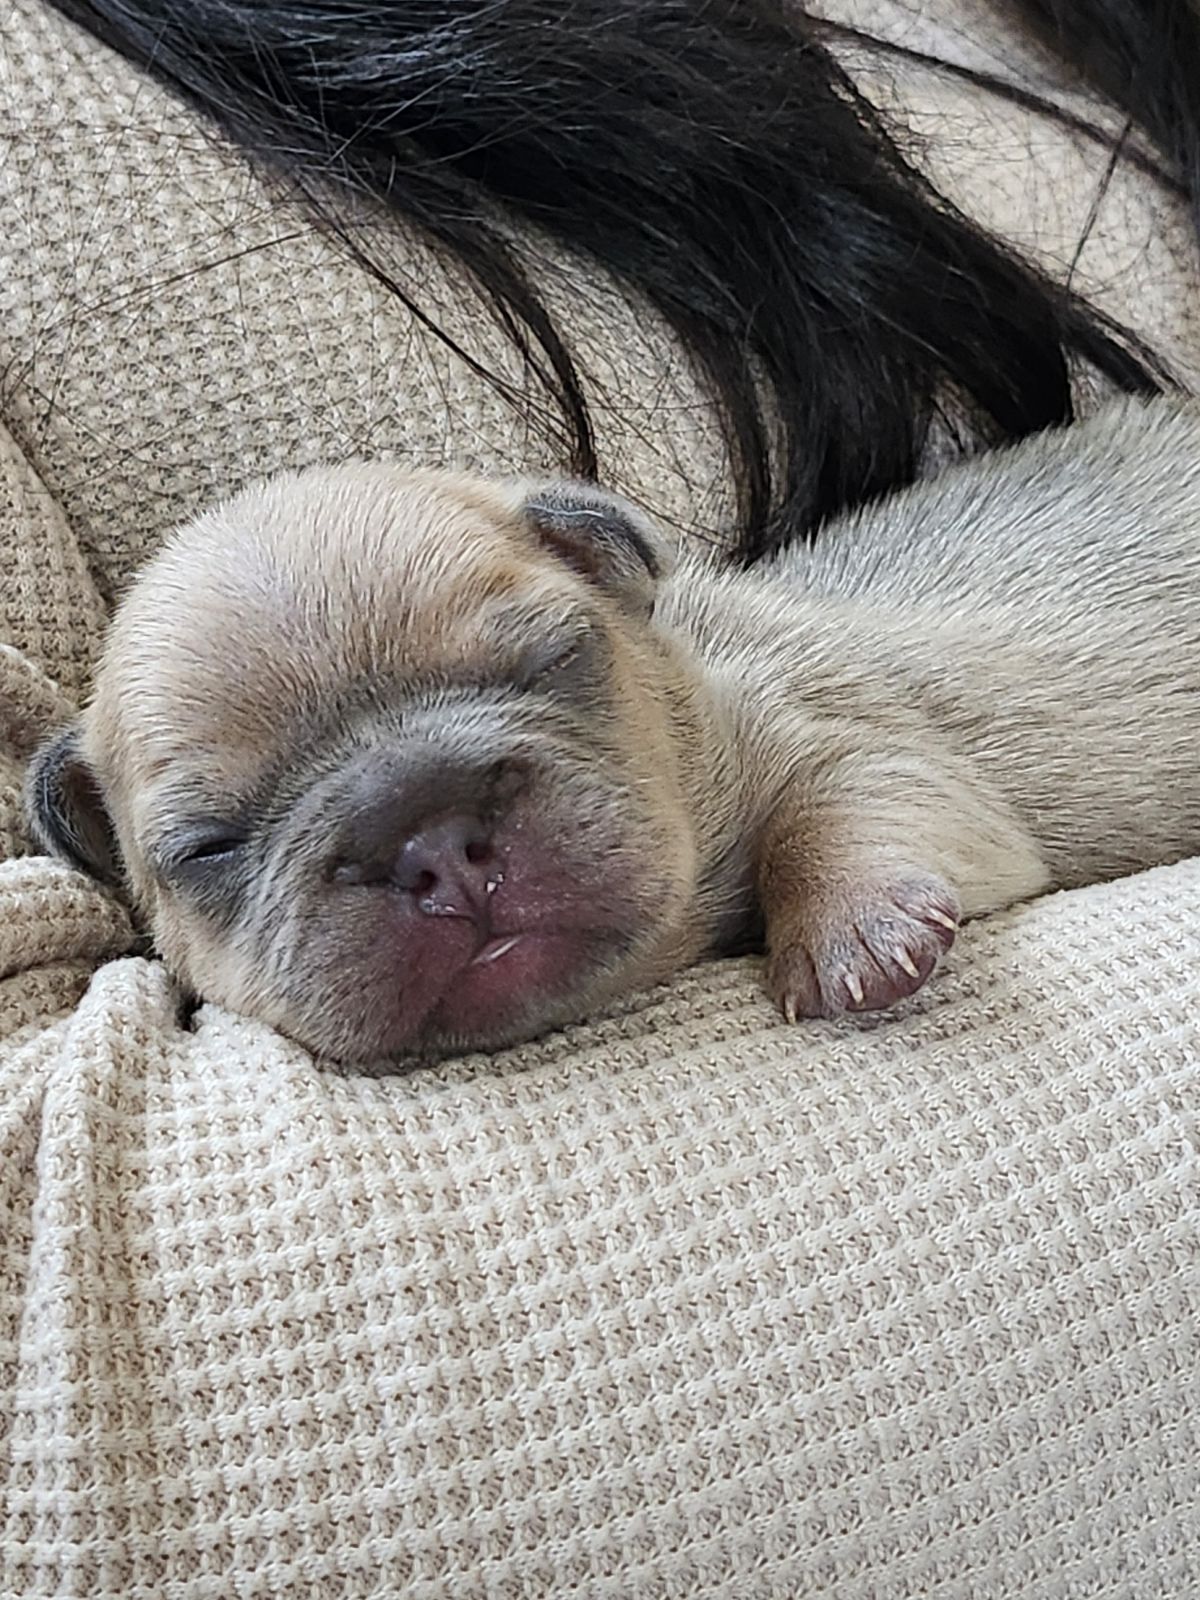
[
  {"left": 157, "top": 828, "right": 249, "bottom": 877},
  {"left": 514, "top": 623, "right": 603, "bottom": 692}
]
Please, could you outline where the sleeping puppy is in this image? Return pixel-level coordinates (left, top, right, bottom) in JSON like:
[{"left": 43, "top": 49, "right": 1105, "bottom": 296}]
[{"left": 24, "top": 394, "right": 1200, "bottom": 1061}]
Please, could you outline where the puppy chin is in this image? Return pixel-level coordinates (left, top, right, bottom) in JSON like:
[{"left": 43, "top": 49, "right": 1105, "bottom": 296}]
[
  {"left": 263, "top": 926, "right": 639, "bottom": 1064},
  {"left": 421, "top": 926, "right": 622, "bottom": 1047}
]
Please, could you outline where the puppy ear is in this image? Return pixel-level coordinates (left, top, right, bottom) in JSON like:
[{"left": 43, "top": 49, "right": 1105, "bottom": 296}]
[
  {"left": 24, "top": 725, "right": 122, "bottom": 886},
  {"left": 523, "top": 483, "right": 673, "bottom": 615}
]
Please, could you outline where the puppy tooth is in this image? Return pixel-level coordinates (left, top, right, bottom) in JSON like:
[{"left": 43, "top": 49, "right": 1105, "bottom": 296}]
[
  {"left": 475, "top": 934, "right": 522, "bottom": 965},
  {"left": 896, "top": 950, "right": 919, "bottom": 979},
  {"left": 928, "top": 910, "right": 958, "bottom": 931},
  {"left": 844, "top": 972, "right": 864, "bottom": 1007}
]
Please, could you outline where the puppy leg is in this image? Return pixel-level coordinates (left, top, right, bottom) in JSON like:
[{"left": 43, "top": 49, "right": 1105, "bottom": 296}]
[{"left": 758, "top": 748, "right": 1050, "bottom": 1019}]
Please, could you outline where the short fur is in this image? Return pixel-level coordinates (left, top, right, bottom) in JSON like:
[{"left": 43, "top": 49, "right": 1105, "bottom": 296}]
[{"left": 26, "top": 395, "right": 1200, "bottom": 1060}]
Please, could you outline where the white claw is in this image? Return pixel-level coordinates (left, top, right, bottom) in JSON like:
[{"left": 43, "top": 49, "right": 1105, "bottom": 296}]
[
  {"left": 928, "top": 910, "right": 958, "bottom": 931},
  {"left": 844, "top": 972, "right": 865, "bottom": 1007},
  {"left": 896, "top": 950, "right": 919, "bottom": 979}
]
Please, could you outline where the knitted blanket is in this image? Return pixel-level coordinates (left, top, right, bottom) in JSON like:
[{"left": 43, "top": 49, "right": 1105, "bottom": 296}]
[{"left": 4, "top": 2, "right": 1200, "bottom": 1594}]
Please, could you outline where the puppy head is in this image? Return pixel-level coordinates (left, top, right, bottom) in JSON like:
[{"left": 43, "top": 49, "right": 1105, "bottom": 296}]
[{"left": 27, "top": 466, "right": 709, "bottom": 1060}]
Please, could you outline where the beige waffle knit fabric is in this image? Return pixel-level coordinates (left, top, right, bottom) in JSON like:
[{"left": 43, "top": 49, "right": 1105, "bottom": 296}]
[{"left": 5, "top": 2, "right": 1200, "bottom": 1596}]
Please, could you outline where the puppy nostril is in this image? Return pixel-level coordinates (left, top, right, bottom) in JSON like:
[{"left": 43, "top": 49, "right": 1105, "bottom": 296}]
[
  {"left": 334, "top": 812, "right": 498, "bottom": 898},
  {"left": 389, "top": 812, "right": 495, "bottom": 899}
]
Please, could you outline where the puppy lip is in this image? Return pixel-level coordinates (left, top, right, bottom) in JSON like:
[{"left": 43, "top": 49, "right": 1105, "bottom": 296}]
[
  {"left": 464, "top": 925, "right": 601, "bottom": 968},
  {"left": 425, "top": 924, "right": 610, "bottom": 1046}
]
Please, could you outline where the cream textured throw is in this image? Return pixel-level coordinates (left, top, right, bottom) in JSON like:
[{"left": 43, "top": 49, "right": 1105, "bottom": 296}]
[{"left": 3, "top": 3, "right": 1200, "bottom": 1595}]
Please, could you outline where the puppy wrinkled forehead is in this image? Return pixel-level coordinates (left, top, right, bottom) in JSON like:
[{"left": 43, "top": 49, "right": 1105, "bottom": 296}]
[
  {"left": 72, "top": 465, "right": 623, "bottom": 822},
  {"left": 162, "top": 464, "right": 538, "bottom": 639},
  {"left": 93, "top": 465, "right": 582, "bottom": 754}
]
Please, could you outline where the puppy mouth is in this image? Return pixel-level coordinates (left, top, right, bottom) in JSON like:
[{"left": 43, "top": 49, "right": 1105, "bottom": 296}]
[
  {"left": 422, "top": 920, "right": 621, "bottom": 1047},
  {"left": 371, "top": 840, "right": 628, "bottom": 1046}
]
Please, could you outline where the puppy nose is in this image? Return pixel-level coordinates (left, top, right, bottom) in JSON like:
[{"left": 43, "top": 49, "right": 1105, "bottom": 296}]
[
  {"left": 332, "top": 809, "right": 500, "bottom": 919},
  {"left": 394, "top": 813, "right": 495, "bottom": 900}
]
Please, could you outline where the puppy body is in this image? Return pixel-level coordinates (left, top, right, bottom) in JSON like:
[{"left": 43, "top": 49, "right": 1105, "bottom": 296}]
[
  {"left": 27, "top": 395, "right": 1200, "bottom": 1057},
  {"left": 672, "top": 394, "right": 1200, "bottom": 1012}
]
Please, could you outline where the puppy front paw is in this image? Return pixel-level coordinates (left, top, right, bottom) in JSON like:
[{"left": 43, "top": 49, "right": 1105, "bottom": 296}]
[{"left": 767, "top": 871, "right": 960, "bottom": 1021}]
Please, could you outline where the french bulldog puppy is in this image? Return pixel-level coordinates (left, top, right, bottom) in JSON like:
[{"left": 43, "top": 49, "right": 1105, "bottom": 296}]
[{"left": 25, "top": 395, "right": 1200, "bottom": 1060}]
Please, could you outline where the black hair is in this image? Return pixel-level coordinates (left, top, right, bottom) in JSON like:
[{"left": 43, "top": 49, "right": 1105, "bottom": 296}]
[
  {"left": 1006, "top": 0, "right": 1200, "bottom": 230},
  {"left": 43, "top": 0, "right": 1196, "bottom": 560}
]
